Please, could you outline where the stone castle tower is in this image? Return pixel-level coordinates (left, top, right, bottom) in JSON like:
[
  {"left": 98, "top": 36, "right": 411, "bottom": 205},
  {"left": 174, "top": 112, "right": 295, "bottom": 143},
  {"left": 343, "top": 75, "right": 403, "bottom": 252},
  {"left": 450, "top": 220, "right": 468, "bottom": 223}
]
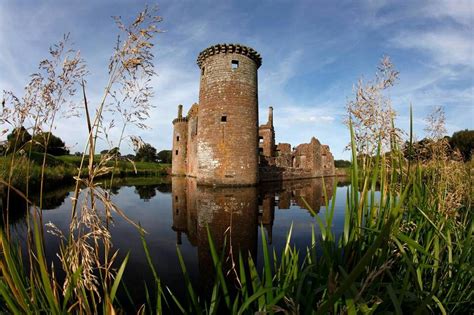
[
  {"left": 172, "top": 43, "right": 336, "bottom": 185},
  {"left": 196, "top": 44, "right": 262, "bottom": 186},
  {"left": 172, "top": 104, "right": 188, "bottom": 176}
]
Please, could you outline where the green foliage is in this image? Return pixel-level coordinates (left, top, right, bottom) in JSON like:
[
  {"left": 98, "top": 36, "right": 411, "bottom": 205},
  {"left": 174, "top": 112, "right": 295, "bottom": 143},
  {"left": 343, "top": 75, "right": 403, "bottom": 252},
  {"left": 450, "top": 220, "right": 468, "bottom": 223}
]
[
  {"left": 5, "top": 126, "right": 31, "bottom": 153},
  {"left": 135, "top": 143, "right": 157, "bottom": 162},
  {"left": 100, "top": 147, "right": 120, "bottom": 156},
  {"left": 449, "top": 129, "right": 474, "bottom": 161},
  {"left": 30, "top": 132, "right": 69, "bottom": 156},
  {"left": 5, "top": 128, "right": 69, "bottom": 156},
  {"left": 334, "top": 159, "right": 351, "bottom": 168},
  {"left": 157, "top": 149, "right": 172, "bottom": 163}
]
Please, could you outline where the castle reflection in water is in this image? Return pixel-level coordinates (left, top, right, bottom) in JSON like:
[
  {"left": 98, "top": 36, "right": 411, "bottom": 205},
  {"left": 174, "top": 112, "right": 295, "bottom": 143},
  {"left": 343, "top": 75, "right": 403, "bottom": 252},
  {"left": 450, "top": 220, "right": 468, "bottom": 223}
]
[{"left": 171, "top": 177, "right": 335, "bottom": 291}]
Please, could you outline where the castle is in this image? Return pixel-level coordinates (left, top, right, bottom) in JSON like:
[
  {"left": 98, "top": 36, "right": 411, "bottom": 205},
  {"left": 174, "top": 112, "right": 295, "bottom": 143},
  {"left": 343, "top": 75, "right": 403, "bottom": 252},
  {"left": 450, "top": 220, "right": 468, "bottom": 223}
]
[{"left": 172, "top": 43, "right": 335, "bottom": 186}]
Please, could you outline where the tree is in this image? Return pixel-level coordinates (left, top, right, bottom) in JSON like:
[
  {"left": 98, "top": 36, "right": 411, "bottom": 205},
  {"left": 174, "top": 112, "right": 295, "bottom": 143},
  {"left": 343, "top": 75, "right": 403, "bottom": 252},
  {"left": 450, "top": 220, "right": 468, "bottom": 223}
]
[
  {"left": 135, "top": 143, "right": 157, "bottom": 162},
  {"left": 449, "top": 129, "right": 474, "bottom": 162},
  {"left": 100, "top": 147, "right": 120, "bottom": 156},
  {"left": 157, "top": 150, "right": 172, "bottom": 163},
  {"left": 6, "top": 126, "right": 31, "bottom": 153},
  {"left": 334, "top": 160, "right": 351, "bottom": 168},
  {"left": 31, "top": 132, "right": 69, "bottom": 156}
]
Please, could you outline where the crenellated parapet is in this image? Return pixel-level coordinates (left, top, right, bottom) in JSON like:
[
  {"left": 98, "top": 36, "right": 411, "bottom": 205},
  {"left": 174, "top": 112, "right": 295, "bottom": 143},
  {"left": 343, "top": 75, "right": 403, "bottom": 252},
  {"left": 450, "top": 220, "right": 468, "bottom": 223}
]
[
  {"left": 172, "top": 117, "right": 188, "bottom": 124},
  {"left": 197, "top": 43, "right": 262, "bottom": 69}
]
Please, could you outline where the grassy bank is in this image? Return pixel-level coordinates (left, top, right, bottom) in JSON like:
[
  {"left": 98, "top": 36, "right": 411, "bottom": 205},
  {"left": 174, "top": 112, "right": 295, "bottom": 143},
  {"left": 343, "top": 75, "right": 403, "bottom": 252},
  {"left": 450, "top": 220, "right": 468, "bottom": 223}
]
[{"left": 0, "top": 153, "right": 170, "bottom": 190}]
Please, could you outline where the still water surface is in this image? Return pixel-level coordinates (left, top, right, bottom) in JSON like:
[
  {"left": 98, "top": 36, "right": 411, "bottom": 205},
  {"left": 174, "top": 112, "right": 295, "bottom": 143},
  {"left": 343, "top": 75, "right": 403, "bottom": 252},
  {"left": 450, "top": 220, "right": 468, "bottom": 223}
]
[{"left": 8, "top": 176, "right": 349, "bottom": 306}]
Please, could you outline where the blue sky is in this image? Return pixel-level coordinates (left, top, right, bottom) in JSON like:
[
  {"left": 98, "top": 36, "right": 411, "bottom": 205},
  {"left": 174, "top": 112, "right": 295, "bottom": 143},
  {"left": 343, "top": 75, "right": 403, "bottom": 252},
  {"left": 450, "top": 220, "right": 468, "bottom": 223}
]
[{"left": 1, "top": 0, "right": 472, "bottom": 159}]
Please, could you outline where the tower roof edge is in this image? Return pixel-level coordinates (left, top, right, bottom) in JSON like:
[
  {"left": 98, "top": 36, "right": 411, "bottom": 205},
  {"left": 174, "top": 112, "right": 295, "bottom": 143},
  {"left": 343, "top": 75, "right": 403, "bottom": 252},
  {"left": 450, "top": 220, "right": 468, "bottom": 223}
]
[{"left": 196, "top": 43, "right": 262, "bottom": 68}]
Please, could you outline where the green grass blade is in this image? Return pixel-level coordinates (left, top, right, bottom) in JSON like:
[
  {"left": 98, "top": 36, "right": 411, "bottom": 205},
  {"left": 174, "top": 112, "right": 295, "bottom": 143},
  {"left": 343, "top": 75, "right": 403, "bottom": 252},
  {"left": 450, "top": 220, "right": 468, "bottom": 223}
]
[
  {"left": 32, "top": 218, "right": 60, "bottom": 314},
  {"left": 166, "top": 287, "right": 186, "bottom": 314},
  {"left": 0, "top": 280, "right": 22, "bottom": 314},
  {"left": 140, "top": 228, "right": 163, "bottom": 313},
  {"left": 387, "top": 284, "right": 402, "bottom": 315},
  {"left": 260, "top": 224, "right": 274, "bottom": 304},
  {"left": 109, "top": 252, "right": 129, "bottom": 303},
  {"left": 176, "top": 244, "right": 201, "bottom": 313},
  {"left": 206, "top": 227, "right": 231, "bottom": 309},
  {"left": 237, "top": 287, "right": 274, "bottom": 315}
]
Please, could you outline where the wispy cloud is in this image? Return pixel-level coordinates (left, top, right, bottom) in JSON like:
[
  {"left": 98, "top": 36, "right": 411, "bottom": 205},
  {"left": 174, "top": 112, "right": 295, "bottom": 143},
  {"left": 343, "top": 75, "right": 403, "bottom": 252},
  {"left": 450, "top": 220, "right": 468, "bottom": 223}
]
[{"left": 391, "top": 28, "right": 473, "bottom": 67}]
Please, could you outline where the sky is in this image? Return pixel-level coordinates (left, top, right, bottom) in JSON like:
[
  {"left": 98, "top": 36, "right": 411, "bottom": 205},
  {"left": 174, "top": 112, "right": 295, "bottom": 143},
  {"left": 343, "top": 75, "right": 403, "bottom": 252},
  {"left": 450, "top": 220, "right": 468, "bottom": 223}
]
[{"left": 0, "top": 0, "right": 473, "bottom": 159}]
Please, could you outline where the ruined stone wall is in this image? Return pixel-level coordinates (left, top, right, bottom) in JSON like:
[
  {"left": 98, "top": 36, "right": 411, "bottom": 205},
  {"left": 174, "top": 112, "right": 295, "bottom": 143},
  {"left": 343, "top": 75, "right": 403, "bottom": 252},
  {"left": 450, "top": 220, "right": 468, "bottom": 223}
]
[
  {"left": 261, "top": 138, "right": 335, "bottom": 181},
  {"left": 259, "top": 127, "right": 275, "bottom": 157},
  {"left": 186, "top": 104, "right": 199, "bottom": 178},
  {"left": 196, "top": 44, "right": 261, "bottom": 186},
  {"left": 275, "top": 143, "right": 292, "bottom": 168},
  {"left": 258, "top": 107, "right": 275, "bottom": 158},
  {"left": 321, "top": 145, "right": 335, "bottom": 176},
  {"left": 292, "top": 137, "right": 322, "bottom": 174},
  {"left": 309, "top": 137, "right": 323, "bottom": 177},
  {"left": 276, "top": 143, "right": 292, "bottom": 155},
  {"left": 172, "top": 114, "right": 188, "bottom": 176}
]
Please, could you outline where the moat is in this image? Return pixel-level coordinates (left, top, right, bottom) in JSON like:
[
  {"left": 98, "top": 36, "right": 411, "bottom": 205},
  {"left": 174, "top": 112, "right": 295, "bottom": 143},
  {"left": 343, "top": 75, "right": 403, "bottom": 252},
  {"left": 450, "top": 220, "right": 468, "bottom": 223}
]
[{"left": 4, "top": 176, "right": 349, "bottom": 306}]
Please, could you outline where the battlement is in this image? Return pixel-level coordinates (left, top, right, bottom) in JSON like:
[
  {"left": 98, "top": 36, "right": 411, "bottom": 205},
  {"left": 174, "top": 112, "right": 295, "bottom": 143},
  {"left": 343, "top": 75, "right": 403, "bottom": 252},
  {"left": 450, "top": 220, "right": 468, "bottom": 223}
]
[
  {"left": 197, "top": 43, "right": 262, "bottom": 69},
  {"left": 172, "top": 117, "right": 188, "bottom": 124}
]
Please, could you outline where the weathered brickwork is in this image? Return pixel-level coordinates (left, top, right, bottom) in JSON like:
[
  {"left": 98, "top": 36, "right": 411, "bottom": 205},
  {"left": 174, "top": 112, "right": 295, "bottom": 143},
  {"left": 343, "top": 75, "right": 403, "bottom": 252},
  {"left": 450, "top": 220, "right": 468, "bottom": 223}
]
[
  {"left": 186, "top": 103, "right": 199, "bottom": 177},
  {"left": 197, "top": 45, "right": 260, "bottom": 186},
  {"left": 321, "top": 145, "right": 335, "bottom": 176},
  {"left": 171, "top": 43, "right": 335, "bottom": 185}
]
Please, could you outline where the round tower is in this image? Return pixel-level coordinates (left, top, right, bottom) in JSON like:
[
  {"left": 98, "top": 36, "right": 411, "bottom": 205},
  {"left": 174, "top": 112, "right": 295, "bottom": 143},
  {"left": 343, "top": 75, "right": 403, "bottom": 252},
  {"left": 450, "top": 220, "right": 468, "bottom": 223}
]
[
  {"left": 196, "top": 43, "right": 262, "bottom": 186},
  {"left": 172, "top": 104, "right": 188, "bottom": 176}
]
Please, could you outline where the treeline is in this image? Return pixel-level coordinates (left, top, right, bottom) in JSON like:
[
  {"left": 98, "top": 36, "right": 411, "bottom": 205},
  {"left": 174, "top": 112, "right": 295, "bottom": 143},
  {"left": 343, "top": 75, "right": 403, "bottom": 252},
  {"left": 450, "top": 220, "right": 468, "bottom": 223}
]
[{"left": 1, "top": 127, "right": 172, "bottom": 163}]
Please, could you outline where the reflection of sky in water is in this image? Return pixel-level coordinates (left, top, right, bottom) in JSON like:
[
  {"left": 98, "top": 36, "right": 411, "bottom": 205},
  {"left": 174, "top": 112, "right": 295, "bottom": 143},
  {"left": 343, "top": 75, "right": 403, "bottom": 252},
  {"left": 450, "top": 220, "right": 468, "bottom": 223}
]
[{"left": 7, "top": 177, "right": 349, "bottom": 308}]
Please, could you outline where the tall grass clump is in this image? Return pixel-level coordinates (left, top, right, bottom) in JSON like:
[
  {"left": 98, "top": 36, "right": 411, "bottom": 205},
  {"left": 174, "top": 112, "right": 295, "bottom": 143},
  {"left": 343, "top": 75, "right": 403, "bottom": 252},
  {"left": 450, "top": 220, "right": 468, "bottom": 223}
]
[{"left": 0, "top": 6, "right": 162, "bottom": 314}]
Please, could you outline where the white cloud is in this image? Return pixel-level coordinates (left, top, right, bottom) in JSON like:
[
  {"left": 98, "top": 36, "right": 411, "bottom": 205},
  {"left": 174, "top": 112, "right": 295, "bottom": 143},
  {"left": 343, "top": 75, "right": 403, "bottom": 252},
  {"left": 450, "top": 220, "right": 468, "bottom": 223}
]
[{"left": 391, "top": 29, "right": 473, "bottom": 67}]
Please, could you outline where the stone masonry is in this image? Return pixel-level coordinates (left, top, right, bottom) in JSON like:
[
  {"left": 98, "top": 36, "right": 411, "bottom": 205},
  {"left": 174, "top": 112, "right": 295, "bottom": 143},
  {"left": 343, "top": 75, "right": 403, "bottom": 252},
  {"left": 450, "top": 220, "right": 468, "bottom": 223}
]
[{"left": 172, "top": 43, "right": 335, "bottom": 185}]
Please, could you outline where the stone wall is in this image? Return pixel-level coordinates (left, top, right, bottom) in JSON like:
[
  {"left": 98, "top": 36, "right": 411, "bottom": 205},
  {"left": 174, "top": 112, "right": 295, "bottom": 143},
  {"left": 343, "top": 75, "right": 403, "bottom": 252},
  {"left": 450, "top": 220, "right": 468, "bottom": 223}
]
[
  {"left": 260, "top": 137, "right": 335, "bottom": 182},
  {"left": 186, "top": 103, "right": 199, "bottom": 177},
  {"left": 258, "top": 107, "right": 275, "bottom": 159},
  {"left": 321, "top": 145, "right": 335, "bottom": 176}
]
